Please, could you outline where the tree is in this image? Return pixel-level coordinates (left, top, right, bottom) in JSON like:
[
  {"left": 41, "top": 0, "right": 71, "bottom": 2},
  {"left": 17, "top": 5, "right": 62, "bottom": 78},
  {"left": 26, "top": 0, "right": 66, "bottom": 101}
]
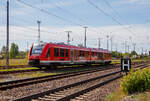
[
  {"left": 78, "top": 44, "right": 84, "bottom": 47},
  {"left": 1, "top": 45, "right": 6, "bottom": 54},
  {"left": 112, "top": 51, "right": 122, "bottom": 58},
  {"left": 131, "top": 51, "right": 138, "bottom": 56},
  {"left": 9, "top": 43, "right": 19, "bottom": 58}
]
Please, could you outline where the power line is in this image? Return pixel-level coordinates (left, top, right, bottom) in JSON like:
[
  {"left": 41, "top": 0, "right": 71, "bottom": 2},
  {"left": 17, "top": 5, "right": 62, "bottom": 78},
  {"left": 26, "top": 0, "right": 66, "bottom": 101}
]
[
  {"left": 16, "top": 0, "right": 108, "bottom": 37},
  {"left": 10, "top": 23, "right": 58, "bottom": 37},
  {"left": 17, "top": 0, "right": 83, "bottom": 26},
  {"left": 16, "top": 0, "right": 118, "bottom": 44},
  {"left": 103, "top": 0, "right": 143, "bottom": 37},
  {"left": 103, "top": 0, "right": 130, "bottom": 25},
  {"left": 86, "top": 0, "right": 136, "bottom": 35},
  {"left": 49, "top": 0, "right": 87, "bottom": 25}
]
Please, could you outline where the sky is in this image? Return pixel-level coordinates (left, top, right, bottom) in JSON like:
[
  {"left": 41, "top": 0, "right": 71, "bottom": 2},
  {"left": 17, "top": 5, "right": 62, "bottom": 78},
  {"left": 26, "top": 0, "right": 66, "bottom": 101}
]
[{"left": 0, "top": 0, "right": 150, "bottom": 54}]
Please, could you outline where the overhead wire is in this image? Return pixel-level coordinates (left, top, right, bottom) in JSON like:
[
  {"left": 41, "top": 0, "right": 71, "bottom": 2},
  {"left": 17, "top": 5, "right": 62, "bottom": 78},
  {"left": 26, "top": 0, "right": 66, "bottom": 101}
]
[
  {"left": 86, "top": 0, "right": 136, "bottom": 36},
  {"left": 49, "top": 0, "right": 87, "bottom": 25},
  {"left": 103, "top": 0, "right": 130, "bottom": 25},
  {"left": 17, "top": 0, "right": 83, "bottom": 26},
  {"left": 16, "top": 0, "right": 90, "bottom": 42},
  {"left": 16, "top": 0, "right": 110, "bottom": 39},
  {"left": 2, "top": 0, "right": 143, "bottom": 50},
  {"left": 103, "top": 0, "right": 145, "bottom": 38}
]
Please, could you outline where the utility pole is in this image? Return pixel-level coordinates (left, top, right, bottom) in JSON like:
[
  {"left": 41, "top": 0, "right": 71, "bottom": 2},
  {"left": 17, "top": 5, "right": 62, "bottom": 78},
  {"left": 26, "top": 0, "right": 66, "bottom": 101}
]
[
  {"left": 133, "top": 43, "right": 136, "bottom": 51},
  {"left": 26, "top": 41, "right": 28, "bottom": 51},
  {"left": 110, "top": 36, "right": 113, "bottom": 51},
  {"left": 127, "top": 45, "right": 129, "bottom": 53},
  {"left": 6, "top": 0, "right": 9, "bottom": 68},
  {"left": 125, "top": 41, "right": 127, "bottom": 53},
  {"left": 37, "top": 20, "right": 41, "bottom": 43},
  {"left": 145, "top": 49, "right": 147, "bottom": 55},
  {"left": 115, "top": 43, "right": 118, "bottom": 52},
  {"left": 106, "top": 35, "right": 109, "bottom": 50},
  {"left": 142, "top": 47, "right": 143, "bottom": 55},
  {"left": 65, "top": 31, "right": 72, "bottom": 45},
  {"left": 98, "top": 38, "right": 102, "bottom": 49},
  {"left": 26, "top": 41, "right": 29, "bottom": 59},
  {"left": 122, "top": 42, "right": 125, "bottom": 53},
  {"left": 83, "top": 26, "right": 87, "bottom": 48}
]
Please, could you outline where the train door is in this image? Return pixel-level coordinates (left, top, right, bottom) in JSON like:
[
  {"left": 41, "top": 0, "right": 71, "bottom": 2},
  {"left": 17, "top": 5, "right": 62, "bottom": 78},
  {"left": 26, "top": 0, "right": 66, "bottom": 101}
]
[{"left": 70, "top": 50, "right": 74, "bottom": 62}]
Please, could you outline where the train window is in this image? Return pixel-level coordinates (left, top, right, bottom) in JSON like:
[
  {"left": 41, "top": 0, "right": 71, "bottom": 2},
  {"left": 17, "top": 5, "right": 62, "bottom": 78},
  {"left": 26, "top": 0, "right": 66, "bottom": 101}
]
[
  {"left": 54, "top": 48, "right": 59, "bottom": 57},
  {"left": 31, "top": 45, "right": 43, "bottom": 55},
  {"left": 87, "top": 51, "right": 89, "bottom": 57},
  {"left": 92, "top": 52, "right": 94, "bottom": 56},
  {"left": 46, "top": 48, "right": 51, "bottom": 58},
  {"left": 79, "top": 51, "right": 82, "bottom": 57},
  {"left": 60, "top": 48, "right": 65, "bottom": 57},
  {"left": 75, "top": 50, "right": 78, "bottom": 59},
  {"left": 83, "top": 51, "right": 85, "bottom": 57},
  {"left": 65, "top": 49, "right": 68, "bottom": 57},
  {"left": 95, "top": 52, "right": 98, "bottom": 56},
  {"left": 98, "top": 52, "right": 100, "bottom": 57},
  {"left": 100, "top": 53, "right": 103, "bottom": 57}
]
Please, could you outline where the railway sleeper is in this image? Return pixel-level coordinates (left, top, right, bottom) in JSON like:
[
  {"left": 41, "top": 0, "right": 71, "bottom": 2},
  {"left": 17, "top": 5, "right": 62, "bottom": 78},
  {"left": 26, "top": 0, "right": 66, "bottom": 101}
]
[{"left": 34, "top": 73, "right": 121, "bottom": 101}]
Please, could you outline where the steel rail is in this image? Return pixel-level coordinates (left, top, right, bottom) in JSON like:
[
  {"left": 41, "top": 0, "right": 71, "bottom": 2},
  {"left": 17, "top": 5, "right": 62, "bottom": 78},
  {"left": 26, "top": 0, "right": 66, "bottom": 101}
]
[
  {"left": 13, "top": 70, "right": 122, "bottom": 101},
  {"left": 0, "top": 65, "right": 118, "bottom": 90},
  {"left": 13, "top": 62, "right": 150, "bottom": 101}
]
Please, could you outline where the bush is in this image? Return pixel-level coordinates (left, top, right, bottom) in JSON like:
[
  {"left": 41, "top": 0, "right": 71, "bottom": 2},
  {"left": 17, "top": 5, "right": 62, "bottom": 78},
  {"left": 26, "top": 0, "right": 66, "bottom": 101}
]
[{"left": 121, "top": 68, "right": 150, "bottom": 94}]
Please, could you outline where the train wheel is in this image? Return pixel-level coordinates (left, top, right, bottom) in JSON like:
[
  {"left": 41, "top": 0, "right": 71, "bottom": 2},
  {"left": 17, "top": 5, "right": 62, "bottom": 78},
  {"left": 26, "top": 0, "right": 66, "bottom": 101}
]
[
  {"left": 50, "top": 65, "right": 57, "bottom": 70},
  {"left": 37, "top": 66, "right": 42, "bottom": 69},
  {"left": 85, "top": 63, "right": 91, "bottom": 67}
]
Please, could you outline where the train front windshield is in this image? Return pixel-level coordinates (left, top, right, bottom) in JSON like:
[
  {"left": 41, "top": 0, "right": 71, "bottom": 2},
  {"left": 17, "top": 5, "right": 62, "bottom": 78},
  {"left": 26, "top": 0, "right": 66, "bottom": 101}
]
[{"left": 31, "top": 44, "right": 45, "bottom": 55}]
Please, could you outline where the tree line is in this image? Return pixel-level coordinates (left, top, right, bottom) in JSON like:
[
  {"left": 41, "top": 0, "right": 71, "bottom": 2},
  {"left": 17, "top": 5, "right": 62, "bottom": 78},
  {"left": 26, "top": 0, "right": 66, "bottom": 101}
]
[
  {"left": 0, "top": 42, "right": 149, "bottom": 59},
  {"left": 0, "top": 43, "right": 27, "bottom": 59}
]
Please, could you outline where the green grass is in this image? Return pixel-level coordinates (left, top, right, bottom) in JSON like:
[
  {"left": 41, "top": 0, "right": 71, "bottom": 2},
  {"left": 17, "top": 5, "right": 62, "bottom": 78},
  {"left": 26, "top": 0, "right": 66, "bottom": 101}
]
[
  {"left": 7, "top": 66, "right": 100, "bottom": 79},
  {"left": 106, "top": 88, "right": 150, "bottom": 101},
  {"left": 0, "top": 59, "right": 27, "bottom": 66},
  {"left": 106, "top": 87, "right": 126, "bottom": 101},
  {"left": 111, "top": 59, "right": 148, "bottom": 64},
  {"left": 106, "top": 67, "right": 150, "bottom": 101},
  {"left": 0, "top": 67, "right": 39, "bottom": 72},
  {"left": 111, "top": 60, "right": 120, "bottom": 64},
  {"left": 16, "top": 71, "right": 58, "bottom": 78},
  {"left": 0, "top": 58, "right": 148, "bottom": 69}
]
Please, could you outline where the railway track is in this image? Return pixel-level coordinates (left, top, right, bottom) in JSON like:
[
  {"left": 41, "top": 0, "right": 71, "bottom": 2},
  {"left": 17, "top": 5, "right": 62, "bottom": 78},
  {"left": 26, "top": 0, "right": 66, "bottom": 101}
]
[
  {"left": 0, "top": 69, "right": 43, "bottom": 74},
  {"left": 0, "top": 64, "right": 112, "bottom": 75},
  {"left": 0, "top": 62, "right": 149, "bottom": 101},
  {"left": 0, "top": 61, "right": 148, "bottom": 75},
  {"left": 13, "top": 62, "right": 150, "bottom": 101},
  {"left": 0, "top": 62, "right": 148, "bottom": 91},
  {"left": 20, "top": 71, "right": 122, "bottom": 101},
  {"left": 0, "top": 64, "right": 119, "bottom": 90},
  {"left": 0, "top": 61, "right": 147, "bottom": 75}
]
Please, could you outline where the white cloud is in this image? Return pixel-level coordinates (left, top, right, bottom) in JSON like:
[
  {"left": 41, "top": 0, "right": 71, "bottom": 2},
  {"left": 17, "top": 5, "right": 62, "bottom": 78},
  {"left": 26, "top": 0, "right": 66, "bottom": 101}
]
[{"left": 0, "top": 24, "right": 150, "bottom": 53}]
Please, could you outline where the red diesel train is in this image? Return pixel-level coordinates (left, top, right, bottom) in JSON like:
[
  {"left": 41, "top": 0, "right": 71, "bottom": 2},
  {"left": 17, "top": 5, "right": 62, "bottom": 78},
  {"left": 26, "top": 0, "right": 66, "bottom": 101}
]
[{"left": 28, "top": 42, "right": 112, "bottom": 68}]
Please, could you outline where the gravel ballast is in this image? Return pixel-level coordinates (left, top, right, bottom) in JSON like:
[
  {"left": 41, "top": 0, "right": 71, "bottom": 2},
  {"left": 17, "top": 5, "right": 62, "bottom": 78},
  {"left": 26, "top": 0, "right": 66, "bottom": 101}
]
[{"left": 0, "top": 68, "right": 120, "bottom": 101}]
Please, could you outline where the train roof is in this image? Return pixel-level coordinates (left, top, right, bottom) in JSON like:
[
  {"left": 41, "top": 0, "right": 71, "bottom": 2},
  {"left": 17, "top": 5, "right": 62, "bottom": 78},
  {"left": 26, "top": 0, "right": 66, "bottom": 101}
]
[{"left": 35, "top": 42, "right": 111, "bottom": 53}]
